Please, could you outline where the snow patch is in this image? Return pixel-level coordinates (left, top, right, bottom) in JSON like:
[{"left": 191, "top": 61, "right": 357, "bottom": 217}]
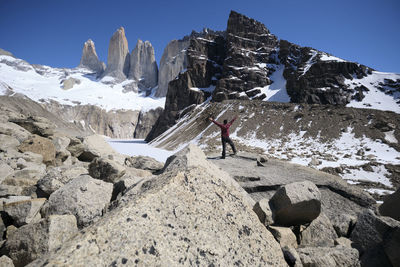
[{"left": 258, "top": 64, "right": 290, "bottom": 102}]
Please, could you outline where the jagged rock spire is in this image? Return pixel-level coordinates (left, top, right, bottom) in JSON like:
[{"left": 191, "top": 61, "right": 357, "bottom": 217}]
[
  {"left": 129, "top": 39, "right": 158, "bottom": 90},
  {"left": 103, "top": 27, "right": 130, "bottom": 80},
  {"left": 78, "top": 39, "right": 105, "bottom": 74}
]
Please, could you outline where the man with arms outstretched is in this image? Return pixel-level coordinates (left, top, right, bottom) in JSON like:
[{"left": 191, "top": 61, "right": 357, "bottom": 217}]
[{"left": 209, "top": 116, "right": 237, "bottom": 159}]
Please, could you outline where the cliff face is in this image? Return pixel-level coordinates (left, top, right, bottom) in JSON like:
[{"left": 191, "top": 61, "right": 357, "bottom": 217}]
[
  {"left": 102, "top": 27, "right": 130, "bottom": 81},
  {"left": 146, "top": 30, "right": 225, "bottom": 141},
  {"left": 155, "top": 38, "right": 190, "bottom": 98},
  {"left": 128, "top": 40, "right": 158, "bottom": 92},
  {"left": 78, "top": 39, "right": 105, "bottom": 75}
]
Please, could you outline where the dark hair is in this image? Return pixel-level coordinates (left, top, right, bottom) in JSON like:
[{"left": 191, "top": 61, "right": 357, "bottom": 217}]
[{"left": 223, "top": 119, "right": 228, "bottom": 124}]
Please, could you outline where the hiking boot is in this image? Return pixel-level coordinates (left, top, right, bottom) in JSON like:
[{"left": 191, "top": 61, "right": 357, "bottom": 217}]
[{"left": 220, "top": 156, "right": 225, "bottom": 159}]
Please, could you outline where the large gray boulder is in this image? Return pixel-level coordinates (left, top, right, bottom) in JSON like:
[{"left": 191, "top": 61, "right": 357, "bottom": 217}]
[
  {"left": 9, "top": 116, "right": 54, "bottom": 137},
  {"left": 253, "top": 198, "right": 273, "bottom": 226},
  {"left": 0, "top": 134, "right": 19, "bottom": 153},
  {"left": 0, "top": 121, "right": 31, "bottom": 142},
  {"left": 29, "top": 145, "right": 286, "bottom": 266},
  {"left": 77, "top": 134, "right": 125, "bottom": 164},
  {"left": 297, "top": 246, "right": 360, "bottom": 267},
  {"left": 88, "top": 157, "right": 126, "bottom": 183},
  {"left": 0, "top": 162, "right": 14, "bottom": 183},
  {"left": 4, "top": 215, "right": 77, "bottom": 267},
  {"left": 128, "top": 39, "right": 158, "bottom": 90},
  {"left": 0, "top": 255, "right": 14, "bottom": 267},
  {"left": 351, "top": 209, "right": 400, "bottom": 267},
  {"left": 269, "top": 181, "right": 321, "bottom": 226},
  {"left": 379, "top": 188, "right": 400, "bottom": 221},
  {"left": 36, "top": 165, "right": 88, "bottom": 196},
  {"left": 3, "top": 198, "right": 46, "bottom": 226},
  {"left": 44, "top": 175, "right": 113, "bottom": 227},
  {"left": 155, "top": 38, "right": 190, "bottom": 97},
  {"left": 78, "top": 39, "right": 105, "bottom": 74},
  {"left": 102, "top": 27, "right": 130, "bottom": 81},
  {"left": 124, "top": 155, "right": 164, "bottom": 173},
  {"left": 268, "top": 225, "right": 298, "bottom": 248},
  {"left": 17, "top": 134, "right": 56, "bottom": 166},
  {"left": 300, "top": 213, "right": 338, "bottom": 247}
]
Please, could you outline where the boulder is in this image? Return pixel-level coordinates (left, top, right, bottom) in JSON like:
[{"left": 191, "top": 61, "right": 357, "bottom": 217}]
[
  {"left": 379, "top": 188, "right": 400, "bottom": 221},
  {"left": 66, "top": 136, "right": 85, "bottom": 158},
  {"left": 51, "top": 135, "right": 72, "bottom": 164},
  {"left": 253, "top": 198, "right": 273, "bottom": 226},
  {"left": 0, "top": 185, "right": 23, "bottom": 198},
  {"left": 300, "top": 213, "right": 338, "bottom": 247},
  {"left": 9, "top": 116, "right": 54, "bottom": 137},
  {"left": 331, "top": 213, "right": 357, "bottom": 237},
  {"left": 334, "top": 237, "right": 353, "bottom": 248},
  {"left": 0, "top": 122, "right": 30, "bottom": 142},
  {"left": 351, "top": 209, "right": 400, "bottom": 267},
  {"left": 383, "top": 227, "right": 400, "bottom": 267},
  {"left": 18, "top": 134, "right": 56, "bottom": 166},
  {"left": 124, "top": 155, "right": 164, "bottom": 173},
  {"left": 282, "top": 246, "right": 303, "bottom": 267},
  {"left": 36, "top": 165, "right": 88, "bottom": 196},
  {"left": 78, "top": 135, "right": 124, "bottom": 164},
  {"left": 29, "top": 145, "right": 286, "bottom": 266},
  {"left": 78, "top": 39, "right": 105, "bottom": 74},
  {"left": 297, "top": 246, "right": 360, "bottom": 267},
  {"left": 62, "top": 77, "right": 81, "bottom": 90},
  {"left": 0, "top": 256, "right": 14, "bottom": 267},
  {"left": 2, "top": 164, "right": 46, "bottom": 188},
  {"left": 19, "top": 151, "right": 43, "bottom": 165},
  {"left": 88, "top": 157, "right": 126, "bottom": 183},
  {"left": 268, "top": 225, "right": 298, "bottom": 248},
  {"left": 0, "top": 134, "right": 20, "bottom": 153},
  {"left": 0, "top": 162, "right": 14, "bottom": 183},
  {"left": 102, "top": 27, "right": 130, "bottom": 80},
  {"left": 3, "top": 198, "right": 46, "bottom": 226},
  {"left": 128, "top": 39, "right": 158, "bottom": 90},
  {"left": 269, "top": 181, "right": 321, "bottom": 226},
  {"left": 44, "top": 175, "right": 113, "bottom": 227},
  {"left": 4, "top": 215, "right": 77, "bottom": 267}
]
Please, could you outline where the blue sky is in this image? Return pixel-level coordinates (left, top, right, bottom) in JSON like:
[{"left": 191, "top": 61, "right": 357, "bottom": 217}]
[{"left": 1, "top": 0, "right": 399, "bottom": 73}]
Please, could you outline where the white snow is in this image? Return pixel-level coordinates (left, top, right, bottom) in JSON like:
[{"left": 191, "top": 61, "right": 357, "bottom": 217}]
[
  {"left": 190, "top": 85, "right": 216, "bottom": 93},
  {"left": 319, "top": 53, "right": 346, "bottom": 62},
  {"left": 258, "top": 64, "right": 290, "bottom": 102},
  {"left": 107, "top": 139, "right": 174, "bottom": 163},
  {"left": 0, "top": 55, "right": 165, "bottom": 112},
  {"left": 384, "top": 131, "right": 398, "bottom": 144},
  {"left": 301, "top": 50, "right": 318, "bottom": 75},
  {"left": 346, "top": 71, "right": 400, "bottom": 113}
]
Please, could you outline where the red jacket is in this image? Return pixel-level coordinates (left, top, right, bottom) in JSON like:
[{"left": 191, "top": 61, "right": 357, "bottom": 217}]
[{"left": 211, "top": 117, "right": 236, "bottom": 138}]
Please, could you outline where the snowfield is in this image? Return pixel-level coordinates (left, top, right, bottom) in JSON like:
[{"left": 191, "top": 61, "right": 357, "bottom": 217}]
[{"left": 0, "top": 55, "right": 165, "bottom": 112}]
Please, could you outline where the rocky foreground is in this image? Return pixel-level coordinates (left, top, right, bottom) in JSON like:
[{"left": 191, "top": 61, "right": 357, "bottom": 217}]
[{"left": 0, "top": 104, "right": 399, "bottom": 266}]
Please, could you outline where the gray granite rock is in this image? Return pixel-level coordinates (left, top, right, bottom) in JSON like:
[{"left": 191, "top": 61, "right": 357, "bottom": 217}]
[
  {"left": 29, "top": 145, "right": 286, "bottom": 266},
  {"left": 253, "top": 198, "right": 273, "bottom": 226},
  {"left": 300, "top": 213, "right": 338, "bottom": 247},
  {"left": 78, "top": 39, "right": 105, "bottom": 74},
  {"left": 4, "top": 215, "right": 77, "bottom": 266},
  {"left": 44, "top": 175, "right": 113, "bottom": 227},
  {"left": 269, "top": 181, "right": 321, "bottom": 226},
  {"left": 129, "top": 39, "right": 158, "bottom": 90},
  {"left": 89, "top": 157, "right": 126, "bottom": 183},
  {"left": 379, "top": 188, "right": 400, "bottom": 221},
  {"left": 102, "top": 27, "right": 130, "bottom": 80},
  {"left": 3, "top": 198, "right": 46, "bottom": 226},
  {"left": 297, "top": 246, "right": 360, "bottom": 267}
]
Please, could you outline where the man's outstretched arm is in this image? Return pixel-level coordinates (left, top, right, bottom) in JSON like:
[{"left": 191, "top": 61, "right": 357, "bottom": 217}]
[
  {"left": 209, "top": 117, "right": 223, "bottom": 128},
  {"left": 229, "top": 116, "right": 237, "bottom": 125}
]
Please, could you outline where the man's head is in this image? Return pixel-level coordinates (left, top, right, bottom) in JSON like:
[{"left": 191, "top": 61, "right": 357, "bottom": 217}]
[{"left": 223, "top": 119, "right": 228, "bottom": 124}]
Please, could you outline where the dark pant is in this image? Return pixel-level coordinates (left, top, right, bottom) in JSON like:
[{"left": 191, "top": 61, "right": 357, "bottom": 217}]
[{"left": 221, "top": 136, "right": 236, "bottom": 157}]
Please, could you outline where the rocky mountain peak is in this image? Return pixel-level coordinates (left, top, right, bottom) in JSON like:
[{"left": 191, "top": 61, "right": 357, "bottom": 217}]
[
  {"left": 78, "top": 39, "right": 105, "bottom": 74},
  {"left": 227, "top": 10, "right": 271, "bottom": 36},
  {"left": 102, "top": 26, "right": 130, "bottom": 81},
  {"left": 128, "top": 39, "right": 158, "bottom": 91}
]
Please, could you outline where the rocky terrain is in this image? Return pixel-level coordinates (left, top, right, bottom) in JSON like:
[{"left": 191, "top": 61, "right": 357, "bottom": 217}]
[
  {"left": 0, "top": 105, "right": 399, "bottom": 267},
  {"left": 149, "top": 100, "right": 400, "bottom": 201}
]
